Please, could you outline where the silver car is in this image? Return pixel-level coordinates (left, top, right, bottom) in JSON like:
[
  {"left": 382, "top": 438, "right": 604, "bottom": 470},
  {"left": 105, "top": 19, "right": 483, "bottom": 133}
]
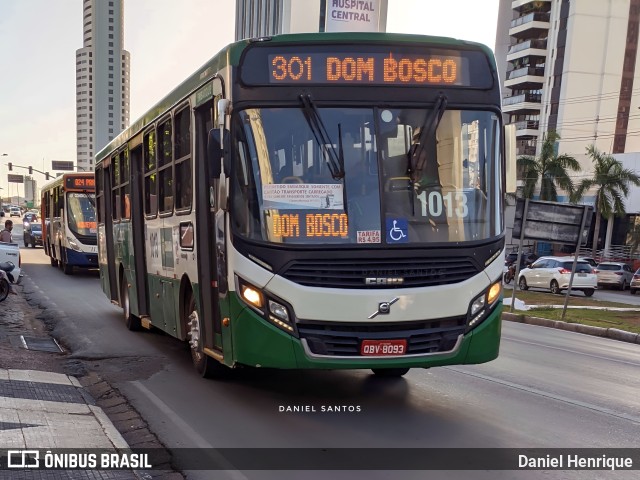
[
  {"left": 596, "top": 262, "right": 635, "bottom": 290},
  {"left": 631, "top": 268, "right": 640, "bottom": 295}
]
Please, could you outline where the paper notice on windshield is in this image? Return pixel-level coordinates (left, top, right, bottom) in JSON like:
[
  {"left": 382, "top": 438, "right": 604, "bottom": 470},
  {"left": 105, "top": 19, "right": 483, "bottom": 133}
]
[{"left": 262, "top": 184, "right": 344, "bottom": 210}]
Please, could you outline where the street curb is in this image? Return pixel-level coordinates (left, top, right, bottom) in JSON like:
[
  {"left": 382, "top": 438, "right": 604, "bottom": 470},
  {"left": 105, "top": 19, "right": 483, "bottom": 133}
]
[
  {"left": 502, "top": 312, "right": 640, "bottom": 344},
  {"left": 89, "top": 404, "right": 130, "bottom": 449}
]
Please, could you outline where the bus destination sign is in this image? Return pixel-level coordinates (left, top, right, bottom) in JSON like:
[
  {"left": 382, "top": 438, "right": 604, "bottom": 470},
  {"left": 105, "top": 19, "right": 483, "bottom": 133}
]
[
  {"left": 65, "top": 175, "right": 95, "bottom": 191},
  {"left": 241, "top": 45, "right": 492, "bottom": 88},
  {"left": 270, "top": 53, "right": 459, "bottom": 86}
]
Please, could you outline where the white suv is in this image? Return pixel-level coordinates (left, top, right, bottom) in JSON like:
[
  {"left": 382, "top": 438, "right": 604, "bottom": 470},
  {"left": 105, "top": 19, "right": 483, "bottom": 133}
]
[
  {"left": 9, "top": 207, "right": 20, "bottom": 217},
  {"left": 518, "top": 256, "right": 597, "bottom": 297}
]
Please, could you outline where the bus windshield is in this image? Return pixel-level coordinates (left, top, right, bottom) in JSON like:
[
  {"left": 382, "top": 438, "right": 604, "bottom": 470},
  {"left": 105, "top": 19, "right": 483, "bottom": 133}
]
[
  {"left": 66, "top": 192, "right": 97, "bottom": 237},
  {"left": 232, "top": 107, "right": 502, "bottom": 245}
]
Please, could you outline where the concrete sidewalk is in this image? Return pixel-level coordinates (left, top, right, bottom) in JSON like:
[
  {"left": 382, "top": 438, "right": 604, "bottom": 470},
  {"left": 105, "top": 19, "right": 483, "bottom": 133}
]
[{"left": 0, "top": 281, "right": 179, "bottom": 479}]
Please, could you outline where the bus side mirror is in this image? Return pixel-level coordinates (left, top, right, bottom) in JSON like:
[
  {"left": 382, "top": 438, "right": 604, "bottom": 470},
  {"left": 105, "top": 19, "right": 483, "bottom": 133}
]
[{"left": 207, "top": 129, "right": 230, "bottom": 177}]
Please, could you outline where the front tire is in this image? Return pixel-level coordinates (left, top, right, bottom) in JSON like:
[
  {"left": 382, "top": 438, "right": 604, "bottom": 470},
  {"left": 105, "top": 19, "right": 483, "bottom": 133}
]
[
  {"left": 62, "top": 261, "right": 73, "bottom": 275},
  {"left": 503, "top": 272, "right": 512, "bottom": 284},
  {"left": 371, "top": 368, "right": 410, "bottom": 377},
  {"left": 120, "top": 276, "right": 140, "bottom": 331},
  {"left": 583, "top": 289, "right": 595, "bottom": 297},
  {"left": 186, "top": 294, "right": 228, "bottom": 379},
  {"left": 518, "top": 277, "right": 528, "bottom": 291},
  {"left": 0, "top": 278, "right": 10, "bottom": 302}
]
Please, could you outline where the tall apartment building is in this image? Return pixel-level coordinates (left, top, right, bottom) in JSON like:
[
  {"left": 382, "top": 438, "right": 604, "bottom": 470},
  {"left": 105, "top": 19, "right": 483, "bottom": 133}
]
[
  {"left": 76, "top": 0, "right": 130, "bottom": 172},
  {"left": 496, "top": 0, "right": 640, "bottom": 249},
  {"left": 496, "top": 0, "right": 640, "bottom": 163},
  {"left": 235, "top": 0, "right": 388, "bottom": 40}
]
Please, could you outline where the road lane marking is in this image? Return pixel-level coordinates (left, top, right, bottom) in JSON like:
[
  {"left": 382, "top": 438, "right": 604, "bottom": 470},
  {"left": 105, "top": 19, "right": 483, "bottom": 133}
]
[
  {"left": 502, "top": 335, "right": 640, "bottom": 368},
  {"left": 444, "top": 367, "right": 640, "bottom": 425}
]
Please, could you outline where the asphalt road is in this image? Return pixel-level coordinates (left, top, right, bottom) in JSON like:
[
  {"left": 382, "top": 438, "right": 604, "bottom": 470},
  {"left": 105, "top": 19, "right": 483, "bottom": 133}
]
[{"left": 17, "top": 244, "right": 640, "bottom": 480}]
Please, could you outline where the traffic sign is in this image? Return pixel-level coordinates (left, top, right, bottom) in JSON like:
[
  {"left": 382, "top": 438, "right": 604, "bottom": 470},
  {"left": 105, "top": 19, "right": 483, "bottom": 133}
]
[
  {"left": 8, "top": 174, "right": 24, "bottom": 183},
  {"left": 52, "top": 160, "right": 74, "bottom": 171}
]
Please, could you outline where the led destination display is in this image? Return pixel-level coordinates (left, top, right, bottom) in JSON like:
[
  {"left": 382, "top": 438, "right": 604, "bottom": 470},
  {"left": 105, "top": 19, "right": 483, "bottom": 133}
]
[
  {"left": 241, "top": 45, "right": 493, "bottom": 88},
  {"left": 65, "top": 175, "right": 95, "bottom": 191}
]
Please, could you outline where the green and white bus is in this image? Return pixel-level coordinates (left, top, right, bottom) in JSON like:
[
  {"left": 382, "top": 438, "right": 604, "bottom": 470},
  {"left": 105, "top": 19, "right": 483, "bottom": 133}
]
[{"left": 95, "top": 32, "right": 510, "bottom": 378}]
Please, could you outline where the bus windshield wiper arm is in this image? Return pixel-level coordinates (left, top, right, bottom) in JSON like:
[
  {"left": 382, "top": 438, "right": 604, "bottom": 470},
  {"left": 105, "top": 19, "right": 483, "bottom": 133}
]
[
  {"left": 410, "top": 94, "right": 448, "bottom": 181},
  {"left": 299, "top": 94, "right": 345, "bottom": 180},
  {"left": 83, "top": 192, "right": 96, "bottom": 209}
]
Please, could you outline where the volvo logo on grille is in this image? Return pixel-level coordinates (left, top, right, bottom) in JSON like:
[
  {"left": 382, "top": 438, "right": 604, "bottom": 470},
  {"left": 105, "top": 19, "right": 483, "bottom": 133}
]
[
  {"left": 368, "top": 297, "right": 400, "bottom": 319},
  {"left": 365, "top": 277, "right": 404, "bottom": 285}
]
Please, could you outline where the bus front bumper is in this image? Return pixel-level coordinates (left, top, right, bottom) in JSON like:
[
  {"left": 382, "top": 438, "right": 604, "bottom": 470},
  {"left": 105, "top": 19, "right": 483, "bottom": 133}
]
[{"left": 229, "top": 297, "right": 502, "bottom": 370}]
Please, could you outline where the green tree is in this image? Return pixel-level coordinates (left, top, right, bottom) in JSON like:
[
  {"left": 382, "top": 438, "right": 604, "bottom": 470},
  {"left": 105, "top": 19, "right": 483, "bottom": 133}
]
[
  {"left": 517, "top": 131, "right": 581, "bottom": 201},
  {"left": 628, "top": 221, "right": 640, "bottom": 255},
  {"left": 571, "top": 145, "right": 640, "bottom": 256}
]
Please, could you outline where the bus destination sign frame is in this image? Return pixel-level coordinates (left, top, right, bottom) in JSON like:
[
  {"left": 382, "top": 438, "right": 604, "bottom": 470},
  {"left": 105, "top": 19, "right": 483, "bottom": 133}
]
[
  {"left": 65, "top": 175, "right": 95, "bottom": 191},
  {"left": 240, "top": 44, "right": 494, "bottom": 89}
]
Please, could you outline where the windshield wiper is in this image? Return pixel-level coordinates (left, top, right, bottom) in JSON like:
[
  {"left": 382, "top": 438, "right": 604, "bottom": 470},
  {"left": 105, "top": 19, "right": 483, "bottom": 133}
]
[
  {"left": 82, "top": 192, "right": 96, "bottom": 209},
  {"left": 409, "top": 94, "right": 448, "bottom": 182},
  {"left": 299, "top": 94, "right": 345, "bottom": 180}
]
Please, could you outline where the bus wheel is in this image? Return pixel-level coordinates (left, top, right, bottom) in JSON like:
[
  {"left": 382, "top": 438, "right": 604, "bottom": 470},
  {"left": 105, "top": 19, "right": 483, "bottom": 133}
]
[
  {"left": 186, "top": 295, "right": 227, "bottom": 379},
  {"left": 0, "top": 278, "right": 10, "bottom": 302},
  {"left": 62, "top": 262, "right": 73, "bottom": 275},
  {"left": 371, "top": 368, "right": 410, "bottom": 377},
  {"left": 120, "top": 278, "right": 140, "bottom": 331}
]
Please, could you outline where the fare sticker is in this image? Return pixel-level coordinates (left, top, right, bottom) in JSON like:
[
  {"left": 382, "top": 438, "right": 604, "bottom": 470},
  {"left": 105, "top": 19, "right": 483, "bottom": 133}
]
[{"left": 357, "top": 230, "right": 381, "bottom": 244}]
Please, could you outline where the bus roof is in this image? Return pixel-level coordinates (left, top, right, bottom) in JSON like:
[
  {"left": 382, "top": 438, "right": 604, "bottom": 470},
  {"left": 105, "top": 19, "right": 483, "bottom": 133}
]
[{"left": 96, "top": 32, "right": 495, "bottom": 164}]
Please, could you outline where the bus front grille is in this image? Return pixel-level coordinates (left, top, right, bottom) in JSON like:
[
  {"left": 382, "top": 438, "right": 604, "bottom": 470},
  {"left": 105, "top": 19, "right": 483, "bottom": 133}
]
[
  {"left": 281, "top": 258, "right": 479, "bottom": 289},
  {"left": 297, "top": 318, "right": 467, "bottom": 356}
]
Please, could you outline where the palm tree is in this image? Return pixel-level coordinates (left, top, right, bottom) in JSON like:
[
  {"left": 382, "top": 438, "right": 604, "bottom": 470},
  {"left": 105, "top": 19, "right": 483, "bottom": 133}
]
[
  {"left": 571, "top": 145, "right": 640, "bottom": 256},
  {"left": 517, "top": 131, "right": 581, "bottom": 201}
]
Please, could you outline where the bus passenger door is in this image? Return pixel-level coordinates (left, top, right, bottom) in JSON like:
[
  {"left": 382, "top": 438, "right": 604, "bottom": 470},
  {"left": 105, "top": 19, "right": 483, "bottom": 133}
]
[
  {"left": 129, "top": 145, "right": 149, "bottom": 317},
  {"left": 100, "top": 158, "right": 119, "bottom": 301},
  {"left": 194, "top": 90, "right": 226, "bottom": 357}
]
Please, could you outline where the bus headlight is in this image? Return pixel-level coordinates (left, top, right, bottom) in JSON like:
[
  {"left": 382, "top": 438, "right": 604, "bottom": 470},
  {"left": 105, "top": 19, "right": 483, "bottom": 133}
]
[
  {"left": 67, "top": 237, "right": 81, "bottom": 251},
  {"left": 466, "top": 279, "right": 502, "bottom": 332},
  {"left": 240, "top": 282, "right": 263, "bottom": 309},
  {"left": 236, "top": 276, "right": 296, "bottom": 334},
  {"left": 269, "top": 300, "right": 289, "bottom": 322}
]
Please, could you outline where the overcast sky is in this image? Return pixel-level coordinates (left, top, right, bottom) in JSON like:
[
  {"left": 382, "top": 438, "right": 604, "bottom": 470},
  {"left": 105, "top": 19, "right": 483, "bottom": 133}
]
[{"left": 0, "top": 0, "right": 499, "bottom": 194}]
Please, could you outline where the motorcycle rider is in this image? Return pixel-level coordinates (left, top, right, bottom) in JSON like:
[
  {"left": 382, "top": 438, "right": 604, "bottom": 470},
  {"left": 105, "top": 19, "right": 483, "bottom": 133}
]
[{"left": 0, "top": 220, "right": 13, "bottom": 243}]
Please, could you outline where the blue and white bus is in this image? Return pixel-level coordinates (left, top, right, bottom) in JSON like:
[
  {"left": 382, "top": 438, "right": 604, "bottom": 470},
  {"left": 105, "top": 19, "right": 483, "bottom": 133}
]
[{"left": 41, "top": 173, "right": 98, "bottom": 275}]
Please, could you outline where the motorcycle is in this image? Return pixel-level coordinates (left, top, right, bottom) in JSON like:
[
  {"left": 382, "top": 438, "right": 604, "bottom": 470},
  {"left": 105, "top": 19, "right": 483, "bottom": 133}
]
[
  {"left": 503, "top": 263, "right": 516, "bottom": 284},
  {"left": 0, "top": 261, "right": 20, "bottom": 302}
]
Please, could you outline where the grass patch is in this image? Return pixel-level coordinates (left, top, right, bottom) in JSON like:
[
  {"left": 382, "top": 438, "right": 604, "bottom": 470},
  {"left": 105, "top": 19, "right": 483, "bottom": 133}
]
[
  {"left": 522, "top": 308, "right": 640, "bottom": 334},
  {"left": 503, "top": 288, "right": 640, "bottom": 334},
  {"left": 505, "top": 289, "right": 636, "bottom": 308}
]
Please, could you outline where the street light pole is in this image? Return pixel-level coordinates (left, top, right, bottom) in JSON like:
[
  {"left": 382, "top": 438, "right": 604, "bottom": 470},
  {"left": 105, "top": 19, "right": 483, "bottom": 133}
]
[{"left": 1, "top": 153, "right": 7, "bottom": 210}]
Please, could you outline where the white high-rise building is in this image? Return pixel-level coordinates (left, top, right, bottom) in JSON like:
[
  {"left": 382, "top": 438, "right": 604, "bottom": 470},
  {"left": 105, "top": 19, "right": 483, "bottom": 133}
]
[
  {"left": 496, "top": 0, "right": 640, "bottom": 164},
  {"left": 75, "top": 0, "right": 130, "bottom": 173},
  {"left": 235, "top": 0, "right": 388, "bottom": 40}
]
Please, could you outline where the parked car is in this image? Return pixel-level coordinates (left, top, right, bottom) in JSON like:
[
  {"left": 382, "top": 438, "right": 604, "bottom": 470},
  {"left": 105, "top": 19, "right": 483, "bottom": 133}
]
[
  {"left": 23, "top": 222, "right": 42, "bottom": 248},
  {"left": 518, "top": 256, "right": 597, "bottom": 296},
  {"left": 596, "top": 262, "right": 635, "bottom": 290},
  {"left": 630, "top": 268, "right": 640, "bottom": 295},
  {"left": 9, "top": 207, "right": 21, "bottom": 217},
  {"left": 579, "top": 257, "right": 598, "bottom": 268}
]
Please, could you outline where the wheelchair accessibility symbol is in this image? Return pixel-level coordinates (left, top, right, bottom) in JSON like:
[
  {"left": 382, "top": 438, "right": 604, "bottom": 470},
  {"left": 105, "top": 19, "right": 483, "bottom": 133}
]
[{"left": 386, "top": 218, "right": 408, "bottom": 243}]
